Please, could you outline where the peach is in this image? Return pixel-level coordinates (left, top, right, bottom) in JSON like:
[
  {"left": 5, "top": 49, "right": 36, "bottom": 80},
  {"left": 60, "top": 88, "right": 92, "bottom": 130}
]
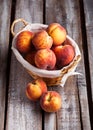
[
  {"left": 40, "top": 91, "right": 61, "bottom": 112},
  {"left": 24, "top": 51, "right": 36, "bottom": 66},
  {"left": 52, "top": 44, "right": 75, "bottom": 69},
  {"left": 32, "top": 30, "right": 53, "bottom": 50},
  {"left": 16, "top": 31, "right": 34, "bottom": 53},
  {"left": 47, "top": 23, "right": 67, "bottom": 46},
  {"left": 26, "top": 78, "right": 47, "bottom": 101},
  {"left": 35, "top": 49, "right": 56, "bottom": 70}
]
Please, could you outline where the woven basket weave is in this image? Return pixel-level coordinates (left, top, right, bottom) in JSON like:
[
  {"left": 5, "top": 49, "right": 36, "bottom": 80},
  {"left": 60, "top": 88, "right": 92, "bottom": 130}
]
[{"left": 11, "top": 18, "right": 81, "bottom": 86}]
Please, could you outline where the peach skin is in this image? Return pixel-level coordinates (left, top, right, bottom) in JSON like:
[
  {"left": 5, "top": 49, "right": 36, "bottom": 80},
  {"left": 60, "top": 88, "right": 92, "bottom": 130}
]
[
  {"left": 52, "top": 44, "right": 75, "bottom": 69},
  {"left": 24, "top": 51, "right": 36, "bottom": 66},
  {"left": 40, "top": 91, "right": 61, "bottom": 112},
  {"left": 16, "top": 31, "right": 34, "bottom": 53},
  {"left": 32, "top": 30, "right": 53, "bottom": 50},
  {"left": 47, "top": 23, "right": 67, "bottom": 46},
  {"left": 26, "top": 78, "right": 47, "bottom": 101},
  {"left": 35, "top": 49, "right": 56, "bottom": 70}
]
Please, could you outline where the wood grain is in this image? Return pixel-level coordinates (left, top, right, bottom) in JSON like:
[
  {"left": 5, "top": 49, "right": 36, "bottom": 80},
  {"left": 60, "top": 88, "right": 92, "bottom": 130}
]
[
  {"left": 2, "top": 0, "right": 91, "bottom": 129},
  {"left": 6, "top": 0, "right": 43, "bottom": 130},
  {"left": 45, "top": 0, "right": 91, "bottom": 130},
  {"left": 83, "top": 0, "right": 93, "bottom": 102},
  {"left": 0, "top": 0, "right": 12, "bottom": 130},
  {"left": 82, "top": 0, "right": 93, "bottom": 128}
]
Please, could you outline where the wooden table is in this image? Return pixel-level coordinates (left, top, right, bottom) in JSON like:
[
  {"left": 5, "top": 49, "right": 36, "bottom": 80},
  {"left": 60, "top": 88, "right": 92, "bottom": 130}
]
[{"left": 0, "top": 0, "right": 93, "bottom": 130}]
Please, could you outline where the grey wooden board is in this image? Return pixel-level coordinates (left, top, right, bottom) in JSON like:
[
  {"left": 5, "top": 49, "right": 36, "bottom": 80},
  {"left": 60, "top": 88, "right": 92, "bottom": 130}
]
[
  {"left": 0, "top": 0, "right": 12, "bottom": 129},
  {"left": 83, "top": 0, "right": 93, "bottom": 101},
  {"left": 44, "top": 0, "right": 91, "bottom": 130},
  {"left": 6, "top": 0, "right": 43, "bottom": 130}
]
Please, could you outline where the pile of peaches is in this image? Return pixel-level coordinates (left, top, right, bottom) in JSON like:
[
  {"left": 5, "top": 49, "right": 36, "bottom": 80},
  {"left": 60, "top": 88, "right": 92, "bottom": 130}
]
[
  {"left": 15, "top": 23, "right": 75, "bottom": 112},
  {"left": 16, "top": 23, "right": 75, "bottom": 70}
]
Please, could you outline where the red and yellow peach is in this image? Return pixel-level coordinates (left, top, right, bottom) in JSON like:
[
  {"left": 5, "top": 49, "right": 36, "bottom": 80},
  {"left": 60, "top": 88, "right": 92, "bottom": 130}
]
[
  {"left": 35, "top": 49, "right": 56, "bottom": 70},
  {"left": 40, "top": 91, "right": 61, "bottom": 112},
  {"left": 32, "top": 30, "right": 53, "bottom": 50},
  {"left": 47, "top": 23, "right": 67, "bottom": 46},
  {"left": 52, "top": 44, "right": 75, "bottom": 69},
  {"left": 26, "top": 78, "right": 47, "bottom": 101},
  {"left": 24, "top": 51, "right": 36, "bottom": 66},
  {"left": 16, "top": 31, "right": 34, "bottom": 53}
]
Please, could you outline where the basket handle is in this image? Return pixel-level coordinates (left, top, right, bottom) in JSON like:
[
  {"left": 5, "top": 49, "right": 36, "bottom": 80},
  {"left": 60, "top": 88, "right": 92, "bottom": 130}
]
[{"left": 11, "top": 18, "right": 28, "bottom": 37}]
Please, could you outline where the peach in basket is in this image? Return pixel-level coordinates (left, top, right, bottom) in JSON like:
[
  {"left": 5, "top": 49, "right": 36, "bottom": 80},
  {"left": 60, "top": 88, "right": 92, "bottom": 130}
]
[{"left": 11, "top": 19, "right": 81, "bottom": 87}]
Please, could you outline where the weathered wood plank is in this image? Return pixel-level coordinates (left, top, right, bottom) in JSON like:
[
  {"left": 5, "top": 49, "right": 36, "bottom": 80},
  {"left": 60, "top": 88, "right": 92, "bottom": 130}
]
[
  {"left": 0, "top": 0, "right": 12, "bottom": 129},
  {"left": 83, "top": 0, "right": 93, "bottom": 107},
  {"left": 82, "top": 0, "right": 93, "bottom": 128},
  {"left": 6, "top": 0, "right": 43, "bottom": 130},
  {"left": 44, "top": 113, "right": 56, "bottom": 130},
  {"left": 45, "top": 0, "right": 91, "bottom": 130}
]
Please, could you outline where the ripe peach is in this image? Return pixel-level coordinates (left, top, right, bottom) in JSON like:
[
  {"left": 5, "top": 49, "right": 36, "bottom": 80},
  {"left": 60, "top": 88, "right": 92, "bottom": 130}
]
[
  {"left": 35, "top": 49, "right": 56, "bottom": 70},
  {"left": 52, "top": 45, "right": 75, "bottom": 69},
  {"left": 24, "top": 51, "right": 36, "bottom": 66},
  {"left": 16, "top": 31, "right": 34, "bottom": 53},
  {"left": 26, "top": 78, "right": 47, "bottom": 101},
  {"left": 40, "top": 91, "right": 61, "bottom": 112},
  {"left": 47, "top": 23, "right": 67, "bottom": 46},
  {"left": 32, "top": 30, "right": 53, "bottom": 50}
]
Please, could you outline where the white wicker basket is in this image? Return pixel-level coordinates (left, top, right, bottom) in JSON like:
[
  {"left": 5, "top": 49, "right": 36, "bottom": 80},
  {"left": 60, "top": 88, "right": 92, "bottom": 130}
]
[{"left": 11, "top": 18, "right": 81, "bottom": 87}]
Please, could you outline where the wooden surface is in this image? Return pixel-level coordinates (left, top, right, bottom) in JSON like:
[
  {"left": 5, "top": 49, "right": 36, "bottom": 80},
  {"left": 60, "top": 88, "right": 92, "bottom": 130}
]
[
  {"left": 0, "top": 0, "right": 12, "bottom": 130},
  {"left": 0, "top": 0, "right": 93, "bottom": 130}
]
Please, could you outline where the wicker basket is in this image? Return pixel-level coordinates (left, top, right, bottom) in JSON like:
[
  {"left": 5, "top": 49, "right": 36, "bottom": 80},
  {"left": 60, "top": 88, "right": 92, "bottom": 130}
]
[{"left": 11, "top": 18, "right": 81, "bottom": 87}]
